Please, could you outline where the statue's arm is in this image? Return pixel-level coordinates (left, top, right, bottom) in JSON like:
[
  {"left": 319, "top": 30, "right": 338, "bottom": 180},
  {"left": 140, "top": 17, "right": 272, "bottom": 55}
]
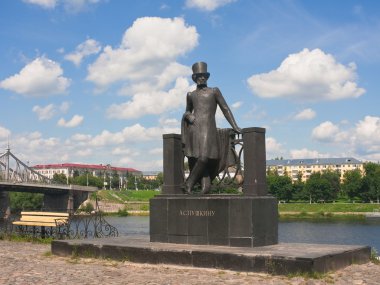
[
  {"left": 184, "top": 92, "right": 195, "bottom": 124},
  {"left": 215, "top": 88, "right": 242, "bottom": 133}
]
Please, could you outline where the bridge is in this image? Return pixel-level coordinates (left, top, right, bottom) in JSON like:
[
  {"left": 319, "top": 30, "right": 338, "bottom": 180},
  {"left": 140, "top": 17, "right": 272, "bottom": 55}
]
[{"left": 0, "top": 146, "right": 98, "bottom": 214}]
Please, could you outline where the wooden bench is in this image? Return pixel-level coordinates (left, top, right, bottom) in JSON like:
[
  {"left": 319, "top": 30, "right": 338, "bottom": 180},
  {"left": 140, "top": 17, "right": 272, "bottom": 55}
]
[{"left": 12, "top": 211, "right": 70, "bottom": 237}]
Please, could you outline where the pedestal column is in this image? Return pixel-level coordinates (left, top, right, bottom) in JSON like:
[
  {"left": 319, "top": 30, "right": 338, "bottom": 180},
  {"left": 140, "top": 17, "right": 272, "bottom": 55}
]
[
  {"left": 242, "top": 127, "right": 267, "bottom": 196},
  {"left": 162, "top": 134, "right": 184, "bottom": 194}
]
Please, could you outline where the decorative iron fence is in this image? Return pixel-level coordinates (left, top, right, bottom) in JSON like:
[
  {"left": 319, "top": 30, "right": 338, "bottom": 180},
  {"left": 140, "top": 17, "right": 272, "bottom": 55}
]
[
  {"left": 214, "top": 131, "right": 244, "bottom": 187},
  {"left": 0, "top": 209, "right": 118, "bottom": 240}
]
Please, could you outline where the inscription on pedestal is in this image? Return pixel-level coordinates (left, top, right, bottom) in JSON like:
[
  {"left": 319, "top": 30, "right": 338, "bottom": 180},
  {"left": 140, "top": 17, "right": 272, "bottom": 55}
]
[{"left": 179, "top": 210, "right": 215, "bottom": 217}]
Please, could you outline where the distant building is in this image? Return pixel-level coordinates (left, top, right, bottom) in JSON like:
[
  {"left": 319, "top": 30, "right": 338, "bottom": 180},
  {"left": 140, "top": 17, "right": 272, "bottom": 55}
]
[
  {"left": 266, "top": 157, "right": 364, "bottom": 182},
  {"left": 32, "top": 163, "right": 142, "bottom": 180},
  {"left": 142, "top": 171, "right": 161, "bottom": 180}
]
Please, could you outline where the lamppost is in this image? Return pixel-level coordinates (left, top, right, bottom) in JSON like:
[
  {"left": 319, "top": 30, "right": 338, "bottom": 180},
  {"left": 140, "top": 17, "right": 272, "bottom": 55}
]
[
  {"left": 135, "top": 176, "right": 138, "bottom": 191},
  {"left": 103, "top": 170, "right": 106, "bottom": 190}
]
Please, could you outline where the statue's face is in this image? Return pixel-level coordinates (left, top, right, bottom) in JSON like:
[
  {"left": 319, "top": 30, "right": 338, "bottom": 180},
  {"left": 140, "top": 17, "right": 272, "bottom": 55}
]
[{"left": 194, "top": 74, "right": 208, "bottom": 86}]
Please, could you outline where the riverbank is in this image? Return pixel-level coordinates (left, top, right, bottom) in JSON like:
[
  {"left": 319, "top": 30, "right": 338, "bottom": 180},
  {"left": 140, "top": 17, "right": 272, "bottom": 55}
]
[
  {"left": 1, "top": 240, "right": 379, "bottom": 284},
  {"left": 94, "top": 201, "right": 380, "bottom": 221}
]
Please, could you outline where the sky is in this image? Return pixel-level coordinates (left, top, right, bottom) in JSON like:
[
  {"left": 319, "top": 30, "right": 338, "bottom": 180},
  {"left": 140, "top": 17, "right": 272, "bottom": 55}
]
[{"left": 0, "top": 0, "right": 379, "bottom": 171}]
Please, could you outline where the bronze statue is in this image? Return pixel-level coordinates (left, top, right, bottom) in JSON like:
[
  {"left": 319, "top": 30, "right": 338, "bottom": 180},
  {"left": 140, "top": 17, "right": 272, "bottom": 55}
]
[{"left": 181, "top": 62, "right": 241, "bottom": 194}]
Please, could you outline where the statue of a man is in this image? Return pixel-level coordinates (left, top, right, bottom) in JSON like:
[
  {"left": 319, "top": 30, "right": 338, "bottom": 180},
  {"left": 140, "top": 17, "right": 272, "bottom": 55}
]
[{"left": 182, "top": 62, "right": 241, "bottom": 194}]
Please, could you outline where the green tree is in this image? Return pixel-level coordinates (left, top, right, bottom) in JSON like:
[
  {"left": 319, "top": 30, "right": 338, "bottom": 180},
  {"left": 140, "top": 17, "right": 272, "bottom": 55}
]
[
  {"left": 267, "top": 172, "right": 293, "bottom": 202},
  {"left": 372, "top": 167, "right": 380, "bottom": 203},
  {"left": 71, "top": 174, "right": 103, "bottom": 188},
  {"left": 9, "top": 192, "right": 44, "bottom": 211},
  {"left": 156, "top": 172, "right": 163, "bottom": 188},
  {"left": 111, "top": 171, "right": 120, "bottom": 189},
  {"left": 292, "top": 173, "right": 306, "bottom": 201},
  {"left": 360, "top": 162, "right": 380, "bottom": 202},
  {"left": 321, "top": 170, "right": 341, "bottom": 201},
  {"left": 52, "top": 173, "right": 67, "bottom": 184},
  {"left": 341, "top": 169, "right": 362, "bottom": 201},
  {"left": 304, "top": 172, "right": 332, "bottom": 203}
]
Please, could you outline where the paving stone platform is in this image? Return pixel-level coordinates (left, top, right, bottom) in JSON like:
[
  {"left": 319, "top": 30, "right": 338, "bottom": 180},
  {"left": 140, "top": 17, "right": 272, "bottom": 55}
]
[{"left": 52, "top": 236, "right": 370, "bottom": 275}]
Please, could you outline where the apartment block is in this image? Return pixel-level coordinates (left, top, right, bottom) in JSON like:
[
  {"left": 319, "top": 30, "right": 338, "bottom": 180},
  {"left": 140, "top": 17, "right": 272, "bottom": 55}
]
[{"left": 266, "top": 157, "right": 363, "bottom": 182}]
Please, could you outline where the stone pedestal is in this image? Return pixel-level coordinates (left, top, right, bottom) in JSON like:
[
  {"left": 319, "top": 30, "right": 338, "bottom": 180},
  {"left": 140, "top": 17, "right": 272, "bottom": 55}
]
[{"left": 150, "top": 195, "right": 278, "bottom": 247}]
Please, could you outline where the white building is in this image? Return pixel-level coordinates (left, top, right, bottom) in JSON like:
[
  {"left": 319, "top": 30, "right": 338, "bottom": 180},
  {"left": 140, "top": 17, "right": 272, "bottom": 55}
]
[
  {"left": 266, "top": 157, "right": 364, "bottom": 182},
  {"left": 32, "top": 163, "right": 142, "bottom": 180}
]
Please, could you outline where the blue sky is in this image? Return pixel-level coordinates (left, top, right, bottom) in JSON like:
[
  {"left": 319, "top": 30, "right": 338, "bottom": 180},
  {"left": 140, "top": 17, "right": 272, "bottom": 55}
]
[{"left": 0, "top": 0, "right": 379, "bottom": 171}]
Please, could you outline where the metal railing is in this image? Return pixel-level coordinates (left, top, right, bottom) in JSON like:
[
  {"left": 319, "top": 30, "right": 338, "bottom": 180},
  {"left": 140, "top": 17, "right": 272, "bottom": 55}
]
[{"left": 0, "top": 207, "right": 118, "bottom": 240}]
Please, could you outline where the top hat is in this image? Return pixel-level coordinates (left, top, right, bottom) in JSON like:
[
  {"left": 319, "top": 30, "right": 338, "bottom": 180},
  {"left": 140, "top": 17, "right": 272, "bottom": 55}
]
[{"left": 192, "top": 62, "right": 210, "bottom": 77}]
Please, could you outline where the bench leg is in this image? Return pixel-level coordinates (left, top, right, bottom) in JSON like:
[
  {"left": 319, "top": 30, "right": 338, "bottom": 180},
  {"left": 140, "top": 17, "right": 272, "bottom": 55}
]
[{"left": 41, "top": 226, "right": 46, "bottom": 238}]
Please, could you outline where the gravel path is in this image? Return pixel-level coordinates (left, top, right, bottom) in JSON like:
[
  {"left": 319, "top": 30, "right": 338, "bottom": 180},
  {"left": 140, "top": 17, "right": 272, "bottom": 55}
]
[{"left": 0, "top": 240, "right": 379, "bottom": 285}]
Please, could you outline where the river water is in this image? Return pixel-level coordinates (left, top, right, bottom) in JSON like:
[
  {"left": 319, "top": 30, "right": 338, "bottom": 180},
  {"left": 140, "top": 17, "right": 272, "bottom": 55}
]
[{"left": 106, "top": 216, "right": 380, "bottom": 252}]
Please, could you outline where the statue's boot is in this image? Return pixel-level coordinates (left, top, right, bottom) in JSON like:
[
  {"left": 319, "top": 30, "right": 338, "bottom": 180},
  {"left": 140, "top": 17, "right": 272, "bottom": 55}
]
[
  {"left": 200, "top": 176, "right": 211, "bottom": 194},
  {"left": 185, "top": 159, "right": 207, "bottom": 194}
]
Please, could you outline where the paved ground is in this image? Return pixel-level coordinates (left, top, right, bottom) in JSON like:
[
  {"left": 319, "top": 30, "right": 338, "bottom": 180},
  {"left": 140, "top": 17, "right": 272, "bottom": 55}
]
[{"left": 1, "top": 240, "right": 379, "bottom": 285}]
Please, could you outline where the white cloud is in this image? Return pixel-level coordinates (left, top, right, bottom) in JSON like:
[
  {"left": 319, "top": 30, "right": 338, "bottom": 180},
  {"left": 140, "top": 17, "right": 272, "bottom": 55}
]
[
  {"left": 23, "top": 0, "right": 57, "bottom": 9},
  {"left": 185, "top": 0, "right": 237, "bottom": 11},
  {"left": 158, "top": 117, "right": 181, "bottom": 127},
  {"left": 290, "top": 148, "right": 329, "bottom": 159},
  {"left": 247, "top": 48, "right": 365, "bottom": 102},
  {"left": 0, "top": 126, "right": 11, "bottom": 139},
  {"left": 88, "top": 123, "right": 180, "bottom": 147},
  {"left": 32, "top": 101, "right": 70, "bottom": 120},
  {"left": 111, "top": 147, "right": 135, "bottom": 156},
  {"left": 65, "top": 38, "right": 101, "bottom": 66},
  {"left": 266, "top": 137, "right": 284, "bottom": 155},
  {"left": 0, "top": 57, "right": 70, "bottom": 97},
  {"left": 59, "top": 101, "right": 70, "bottom": 113},
  {"left": 353, "top": 116, "right": 380, "bottom": 154},
  {"left": 63, "top": 0, "right": 101, "bottom": 13},
  {"left": 32, "top": 104, "right": 56, "bottom": 120},
  {"left": 76, "top": 148, "right": 92, "bottom": 157},
  {"left": 310, "top": 116, "right": 380, "bottom": 161},
  {"left": 149, "top": 148, "right": 163, "bottom": 155},
  {"left": 311, "top": 121, "right": 341, "bottom": 142},
  {"left": 107, "top": 77, "right": 191, "bottom": 119},
  {"left": 294, "top": 108, "right": 316, "bottom": 121},
  {"left": 57, "top": 115, "right": 84, "bottom": 128},
  {"left": 86, "top": 17, "right": 198, "bottom": 119},
  {"left": 23, "top": 0, "right": 101, "bottom": 12},
  {"left": 231, "top": 101, "right": 242, "bottom": 109},
  {"left": 87, "top": 17, "right": 198, "bottom": 88}
]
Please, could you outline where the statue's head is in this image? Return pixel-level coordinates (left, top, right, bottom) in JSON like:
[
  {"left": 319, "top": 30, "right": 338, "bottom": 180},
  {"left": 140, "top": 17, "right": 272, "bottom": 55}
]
[{"left": 191, "top": 62, "right": 210, "bottom": 85}]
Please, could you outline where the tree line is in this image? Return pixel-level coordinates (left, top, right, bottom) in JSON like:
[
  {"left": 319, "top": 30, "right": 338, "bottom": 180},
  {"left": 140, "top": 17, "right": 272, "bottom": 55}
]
[
  {"left": 267, "top": 162, "right": 380, "bottom": 203},
  {"left": 52, "top": 171, "right": 163, "bottom": 191}
]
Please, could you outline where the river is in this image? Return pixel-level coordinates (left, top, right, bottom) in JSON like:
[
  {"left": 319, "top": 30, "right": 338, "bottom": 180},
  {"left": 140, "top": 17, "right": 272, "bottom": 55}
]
[{"left": 105, "top": 216, "right": 380, "bottom": 252}]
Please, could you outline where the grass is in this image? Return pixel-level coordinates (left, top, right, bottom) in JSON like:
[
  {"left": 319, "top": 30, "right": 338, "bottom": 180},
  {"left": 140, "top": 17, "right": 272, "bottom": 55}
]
[
  {"left": 279, "top": 202, "right": 380, "bottom": 213},
  {"left": 93, "top": 190, "right": 159, "bottom": 203},
  {"left": 371, "top": 248, "right": 380, "bottom": 265},
  {"left": 286, "top": 271, "right": 329, "bottom": 280},
  {"left": 279, "top": 211, "right": 366, "bottom": 221},
  {"left": 0, "top": 233, "right": 53, "bottom": 244}
]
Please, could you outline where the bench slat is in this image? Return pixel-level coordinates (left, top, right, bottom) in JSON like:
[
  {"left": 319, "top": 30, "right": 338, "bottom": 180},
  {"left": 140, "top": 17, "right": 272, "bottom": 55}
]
[
  {"left": 13, "top": 221, "right": 58, "bottom": 227},
  {"left": 20, "top": 216, "right": 68, "bottom": 223},
  {"left": 21, "top": 211, "right": 69, "bottom": 217},
  {"left": 13, "top": 211, "right": 70, "bottom": 228}
]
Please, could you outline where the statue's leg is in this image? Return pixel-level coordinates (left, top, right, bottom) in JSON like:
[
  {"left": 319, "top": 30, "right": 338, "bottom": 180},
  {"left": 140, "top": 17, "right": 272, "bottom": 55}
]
[
  {"left": 185, "top": 156, "right": 208, "bottom": 194},
  {"left": 200, "top": 175, "right": 211, "bottom": 194}
]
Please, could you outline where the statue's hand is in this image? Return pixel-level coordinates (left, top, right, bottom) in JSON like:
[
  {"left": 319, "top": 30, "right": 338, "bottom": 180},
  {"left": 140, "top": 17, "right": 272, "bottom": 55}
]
[{"left": 187, "top": 114, "right": 196, "bottom": 124}]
